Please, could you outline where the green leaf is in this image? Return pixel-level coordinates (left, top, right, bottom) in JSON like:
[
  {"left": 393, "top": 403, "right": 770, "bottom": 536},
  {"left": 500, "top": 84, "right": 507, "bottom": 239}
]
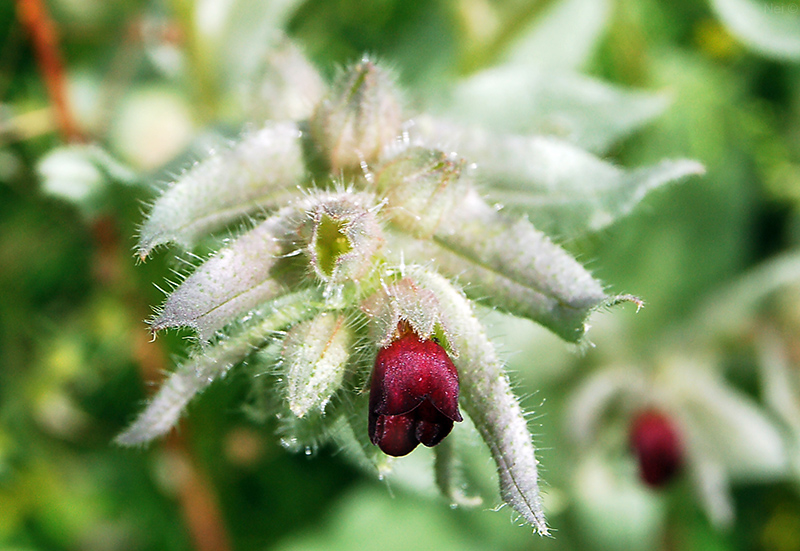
[
  {"left": 693, "top": 251, "right": 800, "bottom": 339},
  {"left": 501, "top": 0, "right": 611, "bottom": 72},
  {"left": 480, "top": 136, "right": 704, "bottom": 236},
  {"left": 217, "top": 0, "right": 307, "bottom": 84},
  {"left": 116, "top": 290, "right": 320, "bottom": 446},
  {"left": 416, "top": 122, "right": 704, "bottom": 236},
  {"left": 668, "top": 363, "right": 788, "bottom": 480},
  {"left": 151, "top": 209, "right": 295, "bottom": 340},
  {"left": 38, "top": 145, "right": 138, "bottom": 216},
  {"left": 432, "top": 432, "right": 483, "bottom": 508},
  {"left": 404, "top": 189, "right": 632, "bottom": 342},
  {"left": 436, "top": 69, "right": 669, "bottom": 154},
  {"left": 138, "top": 122, "right": 305, "bottom": 257},
  {"left": 244, "top": 37, "right": 326, "bottom": 122},
  {"left": 710, "top": 0, "right": 800, "bottom": 61}
]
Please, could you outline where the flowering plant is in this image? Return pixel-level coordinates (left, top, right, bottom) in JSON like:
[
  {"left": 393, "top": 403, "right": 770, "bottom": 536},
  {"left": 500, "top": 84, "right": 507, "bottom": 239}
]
[{"left": 106, "top": 34, "right": 703, "bottom": 532}]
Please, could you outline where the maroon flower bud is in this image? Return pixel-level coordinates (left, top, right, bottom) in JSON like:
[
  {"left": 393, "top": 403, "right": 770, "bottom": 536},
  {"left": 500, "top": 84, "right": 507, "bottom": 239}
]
[
  {"left": 369, "top": 326, "right": 463, "bottom": 457},
  {"left": 630, "top": 409, "right": 683, "bottom": 488}
]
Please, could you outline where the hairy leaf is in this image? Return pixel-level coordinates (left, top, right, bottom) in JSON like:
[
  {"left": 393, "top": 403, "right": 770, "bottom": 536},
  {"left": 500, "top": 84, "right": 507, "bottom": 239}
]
[
  {"left": 415, "top": 121, "right": 704, "bottom": 236},
  {"left": 408, "top": 189, "right": 628, "bottom": 342},
  {"left": 409, "top": 266, "right": 548, "bottom": 534},
  {"left": 437, "top": 69, "right": 669, "bottom": 153},
  {"left": 501, "top": 0, "right": 611, "bottom": 72},
  {"left": 710, "top": 0, "right": 800, "bottom": 61},
  {"left": 116, "top": 290, "right": 320, "bottom": 446},
  {"left": 138, "top": 122, "right": 304, "bottom": 256},
  {"left": 151, "top": 210, "right": 294, "bottom": 340},
  {"left": 477, "top": 135, "right": 705, "bottom": 236}
]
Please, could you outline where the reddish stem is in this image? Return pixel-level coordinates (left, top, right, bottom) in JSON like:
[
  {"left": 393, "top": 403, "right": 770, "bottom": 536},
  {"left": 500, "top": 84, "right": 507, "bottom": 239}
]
[
  {"left": 16, "top": 0, "right": 84, "bottom": 142},
  {"left": 93, "top": 218, "right": 233, "bottom": 551}
]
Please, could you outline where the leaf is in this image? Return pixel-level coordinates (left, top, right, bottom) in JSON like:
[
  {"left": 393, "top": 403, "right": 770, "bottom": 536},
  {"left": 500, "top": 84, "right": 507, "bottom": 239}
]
[
  {"left": 572, "top": 452, "right": 666, "bottom": 549},
  {"left": 566, "top": 367, "right": 649, "bottom": 444},
  {"left": 218, "top": 0, "right": 307, "bottom": 85},
  {"left": 408, "top": 267, "right": 548, "bottom": 534},
  {"left": 433, "top": 430, "right": 484, "bottom": 508},
  {"left": 138, "top": 122, "right": 305, "bottom": 257},
  {"left": 38, "top": 145, "right": 138, "bottom": 216},
  {"left": 435, "top": 69, "right": 669, "bottom": 154},
  {"left": 415, "top": 121, "right": 704, "bottom": 236},
  {"left": 407, "top": 189, "right": 630, "bottom": 342},
  {"left": 479, "top": 135, "right": 705, "bottom": 236},
  {"left": 710, "top": 0, "right": 800, "bottom": 61},
  {"left": 667, "top": 363, "right": 788, "bottom": 480},
  {"left": 244, "top": 37, "right": 326, "bottom": 122},
  {"left": 116, "top": 290, "right": 320, "bottom": 446},
  {"left": 757, "top": 330, "right": 800, "bottom": 441},
  {"left": 501, "top": 0, "right": 611, "bottom": 72},
  {"left": 694, "top": 250, "right": 800, "bottom": 339},
  {"left": 151, "top": 209, "right": 296, "bottom": 340}
]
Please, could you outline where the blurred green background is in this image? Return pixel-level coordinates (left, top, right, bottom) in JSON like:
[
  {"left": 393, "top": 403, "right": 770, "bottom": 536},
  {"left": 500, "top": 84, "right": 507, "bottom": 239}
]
[{"left": 2, "top": 0, "right": 800, "bottom": 550}]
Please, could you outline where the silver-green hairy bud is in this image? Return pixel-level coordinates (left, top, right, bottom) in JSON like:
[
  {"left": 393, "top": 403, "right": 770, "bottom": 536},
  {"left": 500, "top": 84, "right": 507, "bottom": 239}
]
[{"left": 309, "top": 58, "right": 403, "bottom": 173}]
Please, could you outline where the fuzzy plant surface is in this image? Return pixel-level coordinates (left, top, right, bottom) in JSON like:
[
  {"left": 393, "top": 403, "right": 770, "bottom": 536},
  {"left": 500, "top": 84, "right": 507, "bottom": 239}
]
[{"left": 115, "top": 43, "right": 704, "bottom": 534}]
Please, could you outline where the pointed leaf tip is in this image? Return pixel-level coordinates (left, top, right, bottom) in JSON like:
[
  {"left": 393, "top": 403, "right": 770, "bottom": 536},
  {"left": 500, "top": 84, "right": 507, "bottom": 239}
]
[
  {"left": 138, "top": 122, "right": 305, "bottom": 257},
  {"left": 407, "top": 267, "right": 549, "bottom": 534}
]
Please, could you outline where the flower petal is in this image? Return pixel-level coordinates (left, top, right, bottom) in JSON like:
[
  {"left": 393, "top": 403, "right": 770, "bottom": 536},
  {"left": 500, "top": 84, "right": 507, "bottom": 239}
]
[{"left": 369, "top": 331, "right": 460, "bottom": 420}]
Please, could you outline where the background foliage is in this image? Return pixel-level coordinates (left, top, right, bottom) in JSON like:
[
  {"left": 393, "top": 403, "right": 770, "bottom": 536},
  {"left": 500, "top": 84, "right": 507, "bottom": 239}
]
[{"left": 1, "top": 0, "right": 800, "bottom": 550}]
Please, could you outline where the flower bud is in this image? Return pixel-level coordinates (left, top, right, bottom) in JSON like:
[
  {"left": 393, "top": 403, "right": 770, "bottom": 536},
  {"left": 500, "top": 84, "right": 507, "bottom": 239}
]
[
  {"left": 374, "top": 147, "right": 464, "bottom": 237},
  {"left": 299, "top": 193, "right": 384, "bottom": 291},
  {"left": 308, "top": 58, "right": 403, "bottom": 173},
  {"left": 247, "top": 38, "right": 325, "bottom": 121},
  {"left": 369, "top": 324, "right": 462, "bottom": 457},
  {"left": 630, "top": 409, "right": 683, "bottom": 487},
  {"left": 282, "top": 312, "right": 352, "bottom": 418}
]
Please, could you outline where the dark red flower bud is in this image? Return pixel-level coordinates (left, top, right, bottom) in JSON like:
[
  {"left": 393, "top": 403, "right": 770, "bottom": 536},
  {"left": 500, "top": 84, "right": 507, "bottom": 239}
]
[
  {"left": 369, "top": 327, "right": 463, "bottom": 457},
  {"left": 630, "top": 409, "right": 683, "bottom": 488}
]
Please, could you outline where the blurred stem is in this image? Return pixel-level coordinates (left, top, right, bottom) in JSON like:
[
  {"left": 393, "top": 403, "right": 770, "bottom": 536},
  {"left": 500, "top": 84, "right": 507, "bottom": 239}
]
[
  {"left": 169, "top": 0, "right": 219, "bottom": 123},
  {"left": 15, "top": 0, "right": 84, "bottom": 142},
  {"left": 91, "top": 217, "right": 232, "bottom": 551},
  {"left": 166, "top": 430, "right": 234, "bottom": 551}
]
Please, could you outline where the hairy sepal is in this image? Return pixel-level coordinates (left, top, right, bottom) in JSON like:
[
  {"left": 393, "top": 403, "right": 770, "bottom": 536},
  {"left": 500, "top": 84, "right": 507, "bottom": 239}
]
[
  {"left": 308, "top": 59, "right": 403, "bottom": 173},
  {"left": 301, "top": 192, "right": 385, "bottom": 297},
  {"left": 360, "top": 277, "right": 443, "bottom": 347},
  {"left": 282, "top": 312, "right": 353, "bottom": 417},
  {"left": 373, "top": 147, "right": 464, "bottom": 238},
  {"left": 152, "top": 192, "right": 381, "bottom": 340}
]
